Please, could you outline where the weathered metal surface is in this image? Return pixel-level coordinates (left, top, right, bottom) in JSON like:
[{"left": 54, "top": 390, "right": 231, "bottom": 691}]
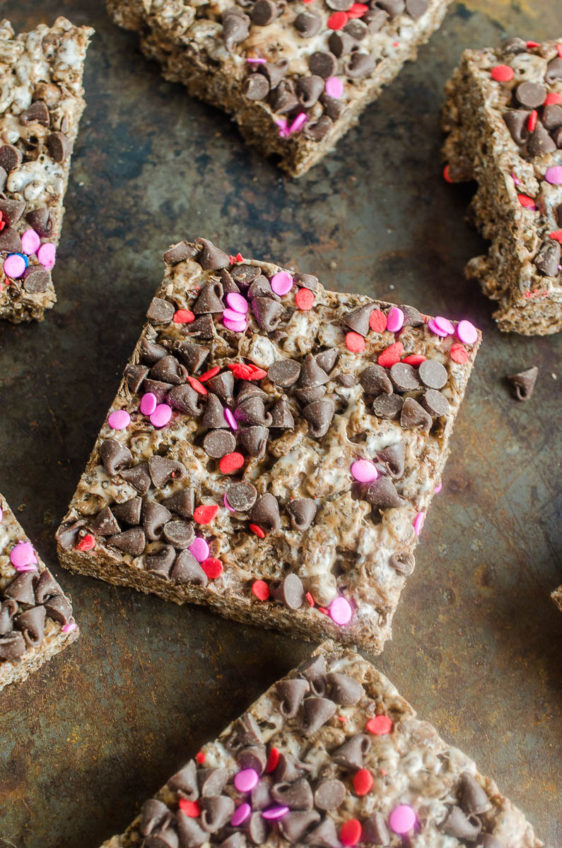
[{"left": 0, "top": 0, "right": 560, "bottom": 845}]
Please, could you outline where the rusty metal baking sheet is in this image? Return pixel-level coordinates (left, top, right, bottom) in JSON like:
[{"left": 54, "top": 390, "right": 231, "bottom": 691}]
[{"left": 0, "top": 1, "right": 560, "bottom": 846}]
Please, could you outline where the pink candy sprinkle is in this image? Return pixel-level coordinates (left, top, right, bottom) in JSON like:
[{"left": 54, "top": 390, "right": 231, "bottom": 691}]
[
  {"left": 21, "top": 229, "right": 41, "bottom": 255},
  {"left": 433, "top": 315, "right": 455, "bottom": 335},
  {"left": 223, "top": 307, "right": 246, "bottom": 322},
  {"left": 289, "top": 112, "right": 308, "bottom": 134},
  {"left": 545, "top": 165, "right": 562, "bottom": 185},
  {"left": 413, "top": 512, "right": 425, "bottom": 536},
  {"left": 434, "top": 482, "right": 443, "bottom": 494},
  {"left": 226, "top": 292, "right": 249, "bottom": 314},
  {"left": 189, "top": 537, "right": 210, "bottom": 563},
  {"left": 0, "top": 506, "right": 3, "bottom": 522},
  {"left": 224, "top": 407, "right": 238, "bottom": 430},
  {"left": 62, "top": 620, "right": 78, "bottom": 634},
  {"left": 427, "top": 318, "right": 448, "bottom": 338},
  {"left": 10, "top": 541, "right": 37, "bottom": 571},
  {"left": 231, "top": 804, "right": 252, "bottom": 826},
  {"left": 456, "top": 319, "right": 478, "bottom": 345},
  {"left": 262, "top": 806, "right": 289, "bottom": 821},
  {"left": 37, "top": 242, "right": 56, "bottom": 269},
  {"left": 108, "top": 409, "right": 130, "bottom": 430},
  {"left": 386, "top": 306, "right": 405, "bottom": 333},
  {"left": 389, "top": 804, "right": 417, "bottom": 835},
  {"left": 3, "top": 253, "right": 26, "bottom": 279},
  {"left": 270, "top": 271, "right": 293, "bottom": 296},
  {"left": 140, "top": 392, "right": 157, "bottom": 415},
  {"left": 224, "top": 493, "right": 236, "bottom": 513},
  {"left": 325, "top": 76, "right": 343, "bottom": 98},
  {"left": 350, "top": 459, "right": 378, "bottom": 484},
  {"left": 247, "top": 57, "right": 266, "bottom": 64},
  {"left": 234, "top": 768, "right": 259, "bottom": 793},
  {"left": 150, "top": 403, "right": 172, "bottom": 428},
  {"left": 223, "top": 316, "right": 248, "bottom": 333},
  {"left": 329, "top": 596, "right": 353, "bottom": 626}
]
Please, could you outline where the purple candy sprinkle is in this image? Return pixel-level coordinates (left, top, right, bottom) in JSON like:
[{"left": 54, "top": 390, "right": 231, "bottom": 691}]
[
  {"left": 10, "top": 541, "right": 38, "bottom": 571},
  {"left": 329, "top": 596, "right": 353, "bottom": 626},
  {"left": 223, "top": 493, "right": 236, "bottom": 513},
  {"left": 427, "top": 318, "right": 448, "bottom": 338},
  {"left": 325, "top": 76, "right": 343, "bottom": 98},
  {"left": 433, "top": 315, "right": 455, "bottom": 335},
  {"left": 545, "top": 165, "right": 562, "bottom": 185},
  {"left": 224, "top": 407, "right": 238, "bottom": 430},
  {"left": 270, "top": 271, "right": 293, "bottom": 296},
  {"left": 189, "top": 537, "right": 210, "bottom": 563},
  {"left": 140, "top": 392, "right": 157, "bottom": 416},
  {"left": 289, "top": 112, "right": 307, "bottom": 134},
  {"left": 108, "top": 409, "right": 130, "bottom": 430},
  {"left": 231, "top": 803, "right": 252, "bottom": 826},
  {"left": 247, "top": 57, "right": 266, "bottom": 64},
  {"left": 413, "top": 511, "right": 425, "bottom": 536},
  {"left": 234, "top": 768, "right": 259, "bottom": 793},
  {"left": 350, "top": 459, "right": 378, "bottom": 484},
  {"left": 456, "top": 319, "right": 478, "bottom": 345},
  {"left": 226, "top": 292, "right": 249, "bottom": 314},
  {"left": 150, "top": 403, "right": 172, "bottom": 428},
  {"left": 386, "top": 306, "right": 404, "bottom": 333},
  {"left": 262, "top": 806, "right": 289, "bottom": 821}
]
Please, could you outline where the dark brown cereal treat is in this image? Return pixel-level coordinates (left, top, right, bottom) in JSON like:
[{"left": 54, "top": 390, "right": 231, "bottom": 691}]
[
  {"left": 98, "top": 644, "right": 543, "bottom": 848},
  {"left": 0, "top": 493, "right": 78, "bottom": 691},
  {"left": 443, "top": 40, "right": 562, "bottom": 335},
  {"left": 106, "top": 0, "right": 452, "bottom": 177},
  {"left": 57, "top": 238, "right": 480, "bottom": 653}
]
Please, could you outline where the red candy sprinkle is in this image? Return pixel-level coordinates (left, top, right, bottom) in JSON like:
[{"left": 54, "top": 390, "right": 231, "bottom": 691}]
[
  {"left": 201, "top": 557, "right": 223, "bottom": 579},
  {"left": 199, "top": 366, "right": 220, "bottom": 382},
  {"left": 558, "top": 44, "right": 562, "bottom": 58},
  {"left": 328, "top": 10, "right": 348, "bottom": 29},
  {"left": 178, "top": 799, "right": 201, "bottom": 817},
  {"left": 353, "top": 768, "right": 374, "bottom": 796},
  {"left": 252, "top": 579, "right": 270, "bottom": 600},
  {"left": 345, "top": 331, "right": 365, "bottom": 353},
  {"left": 229, "top": 252, "right": 244, "bottom": 263},
  {"left": 219, "top": 452, "right": 245, "bottom": 474},
  {"left": 266, "top": 747, "right": 280, "bottom": 773},
  {"left": 347, "top": 2, "right": 368, "bottom": 16},
  {"left": 366, "top": 714, "right": 393, "bottom": 735},
  {"left": 490, "top": 64, "right": 514, "bottom": 82},
  {"left": 0, "top": 212, "right": 5, "bottom": 233},
  {"left": 193, "top": 504, "right": 218, "bottom": 524},
  {"left": 545, "top": 92, "right": 562, "bottom": 105},
  {"left": 295, "top": 287, "right": 315, "bottom": 310},
  {"left": 195, "top": 752, "right": 206, "bottom": 764},
  {"left": 443, "top": 164, "right": 452, "bottom": 183},
  {"left": 340, "top": 819, "right": 362, "bottom": 846},
  {"left": 527, "top": 109, "right": 538, "bottom": 132},
  {"left": 305, "top": 591, "right": 315, "bottom": 607},
  {"left": 526, "top": 40, "right": 540, "bottom": 49},
  {"left": 228, "top": 363, "right": 266, "bottom": 381},
  {"left": 450, "top": 344, "right": 469, "bottom": 364},
  {"left": 377, "top": 341, "right": 403, "bottom": 368},
  {"left": 76, "top": 534, "right": 95, "bottom": 552},
  {"left": 247, "top": 365, "right": 267, "bottom": 380},
  {"left": 369, "top": 309, "right": 387, "bottom": 333},
  {"left": 173, "top": 309, "right": 195, "bottom": 324},
  {"left": 517, "top": 194, "right": 535, "bottom": 208},
  {"left": 550, "top": 230, "right": 562, "bottom": 243},
  {"left": 249, "top": 523, "right": 266, "bottom": 539},
  {"left": 401, "top": 354, "right": 426, "bottom": 366},
  {"left": 187, "top": 376, "right": 208, "bottom": 395}
]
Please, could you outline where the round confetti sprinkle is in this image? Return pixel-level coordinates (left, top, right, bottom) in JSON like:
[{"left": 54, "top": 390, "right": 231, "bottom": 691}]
[
  {"left": 401, "top": 354, "right": 426, "bottom": 366},
  {"left": 545, "top": 166, "right": 562, "bottom": 185},
  {"left": 434, "top": 482, "right": 443, "bottom": 494},
  {"left": 193, "top": 504, "right": 218, "bottom": 524},
  {"left": 202, "top": 557, "right": 223, "bottom": 579},
  {"left": 345, "top": 331, "right": 365, "bottom": 353},
  {"left": 219, "top": 451, "right": 245, "bottom": 474},
  {"left": 328, "top": 10, "right": 348, "bottom": 29},
  {"left": 427, "top": 318, "right": 448, "bottom": 338},
  {"left": 325, "top": 76, "right": 343, "bottom": 98},
  {"left": 231, "top": 803, "right": 252, "bottom": 827},
  {"left": 224, "top": 307, "right": 247, "bottom": 322},
  {"left": 187, "top": 376, "right": 208, "bottom": 395},
  {"left": 366, "top": 714, "right": 393, "bottom": 735},
  {"left": 350, "top": 459, "right": 378, "bottom": 483},
  {"left": 490, "top": 64, "right": 514, "bottom": 82},
  {"left": 252, "top": 579, "right": 270, "bottom": 600},
  {"left": 270, "top": 270, "right": 294, "bottom": 296},
  {"left": 378, "top": 342, "right": 403, "bottom": 368},
  {"left": 386, "top": 306, "right": 404, "bottom": 333},
  {"left": 189, "top": 537, "right": 210, "bottom": 562},
  {"left": 195, "top": 751, "right": 206, "bottom": 764},
  {"left": 250, "top": 523, "right": 266, "bottom": 539},
  {"left": 37, "top": 242, "right": 56, "bottom": 269},
  {"left": 266, "top": 747, "right": 280, "bottom": 773},
  {"left": 21, "top": 229, "right": 41, "bottom": 255},
  {"left": 140, "top": 392, "right": 157, "bottom": 416},
  {"left": 413, "top": 511, "right": 425, "bottom": 536},
  {"left": 223, "top": 316, "right": 248, "bottom": 333},
  {"left": 226, "top": 292, "right": 249, "bottom": 313},
  {"left": 3, "top": 253, "right": 27, "bottom": 278},
  {"left": 550, "top": 230, "right": 562, "bottom": 243},
  {"left": 369, "top": 309, "right": 387, "bottom": 333},
  {"left": 353, "top": 769, "right": 373, "bottom": 796},
  {"left": 450, "top": 343, "right": 469, "bottom": 364},
  {"left": 433, "top": 316, "right": 455, "bottom": 335},
  {"left": 234, "top": 768, "right": 259, "bottom": 793},
  {"left": 329, "top": 595, "right": 352, "bottom": 626},
  {"left": 108, "top": 409, "right": 130, "bottom": 430},
  {"left": 224, "top": 408, "right": 238, "bottom": 430},
  {"left": 262, "top": 805, "right": 289, "bottom": 821},
  {"left": 173, "top": 309, "right": 195, "bottom": 324},
  {"left": 150, "top": 403, "right": 172, "bottom": 428},
  {"left": 200, "top": 366, "right": 220, "bottom": 382},
  {"left": 10, "top": 541, "right": 37, "bottom": 570},
  {"left": 76, "top": 534, "right": 96, "bottom": 552},
  {"left": 295, "top": 287, "right": 314, "bottom": 310},
  {"left": 340, "top": 819, "right": 362, "bottom": 846},
  {"left": 223, "top": 493, "right": 236, "bottom": 513},
  {"left": 389, "top": 804, "right": 417, "bottom": 835},
  {"left": 545, "top": 92, "right": 562, "bottom": 105},
  {"left": 456, "top": 319, "right": 478, "bottom": 345},
  {"left": 62, "top": 620, "right": 77, "bottom": 633},
  {"left": 179, "top": 799, "right": 201, "bottom": 817},
  {"left": 518, "top": 194, "right": 535, "bottom": 209}
]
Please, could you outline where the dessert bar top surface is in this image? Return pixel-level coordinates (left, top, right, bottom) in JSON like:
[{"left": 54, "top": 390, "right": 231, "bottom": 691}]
[
  {"left": 58, "top": 237, "right": 480, "bottom": 652},
  {"left": 0, "top": 16, "right": 93, "bottom": 322},
  {"left": 101, "top": 643, "right": 542, "bottom": 848}
]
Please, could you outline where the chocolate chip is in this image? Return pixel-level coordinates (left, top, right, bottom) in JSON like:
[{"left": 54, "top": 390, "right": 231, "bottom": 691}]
[
  {"left": 235, "top": 396, "right": 272, "bottom": 427},
  {"left": 171, "top": 550, "right": 208, "bottom": 586},
  {"left": 309, "top": 52, "right": 337, "bottom": 79},
  {"left": 545, "top": 56, "right": 562, "bottom": 84},
  {"left": 200, "top": 796, "right": 236, "bottom": 833},
  {"left": 314, "top": 779, "right": 346, "bottom": 811},
  {"left": 294, "top": 273, "right": 319, "bottom": 291},
  {"left": 299, "top": 353, "right": 330, "bottom": 388},
  {"left": 365, "top": 476, "right": 404, "bottom": 509},
  {"left": 528, "top": 121, "right": 556, "bottom": 156},
  {"left": 506, "top": 365, "right": 538, "bottom": 401},
  {"left": 419, "top": 359, "right": 448, "bottom": 389},
  {"left": 34, "top": 570, "right": 61, "bottom": 604},
  {"left": 168, "top": 759, "right": 199, "bottom": 798},
  {"left": 278, "top": 811, "right": 321, "bottom": 843},
  {"left": 406, "top": 0, "right": 428, "bottom": 17},
  {"left": 121, "top": 462, "right": 152, "bottom": 495},
  {"left": 299, "top": 654, "right": 327, "bottom": 687},
  {"left": 460, "top": 772, "right": 492, "bottom": 815},
  {"left": 196, "top": 237, "right": 230, "bottom": 270},
  {"left": 268, "top": 359, "right": 301, "bottom": 387},
  {"left": 372, "top": 393, "right": 403, "bottom": 419},
  {"left": 193, "top": 281, "right": 225, "bottom": 314},
  {"left": 252, "top": 296, "right": 283, "bottom": 331},
  {"left": 328, "top": 31, "right": 355, "bottom": 58},
  {"left": 377, "top": 442, "right": 405, "bottom": 478},
  {"left": 149, "top": 456, "right": 187, "bottom": 488},
  {"left": 390, "top": 362, "right": 420, "bottom": 392},
  {"left": 389, "top": 551, "right": 415, "bottom": 575},
  {"left": 554, "top": 126, "right": 562, "bottom": 146},
  {"left": 163, "top": 241, "right": 195, "bottom": 265},
  {"left": 226, "top": 482, "right": 257, "bottom": 511},
  {"left": 167, "top": 384, "right": 204, "bottom": 416},
  {"left": 20, "top": 100, "right": 49, "bottom": 125},
  {"left": 315, "top": 349, "right": 338, "bottom": 373},
  {"left": 305, "top": 818, "right": 340, "bottom": 848},
  {"left": 501, "top": 37, "right": 527, "bottom": 54},
  {"left": 238, "top": 425, "right": 269, "bottom": 457},
  {"left": 44, "top": 595, "right": 73, "bottom": 626},
  {"left": 150, "top": 355, "right": 187, "bottom": 384},
  {"left": 0, "top": 227, "right": 22, "bottom": 252},
  {"left": 400, "top": 397, "right": 432, "bottom": 431},
  {"left": 145, "top": 545, "right": 176, "bottom": 578},
  {"left": 147, "top": 297, "right": 174, "bottom": 324},
  {"left": 344, "top": 303, "right": 373, "bottom": 336},
  {"left": 100, "top": 439, "right": 133, "bottom": 476},
  {"left": 0, "top": 144, "right": 21, "bottom": 172},
  {"left": 124, "top": 363, "right": 148, "bottom": 394},
  {"left": 503, "top": 110, "right": 530, "bottom": 145},
  {"left": 163, "top": 519, "right": 195, "bottom": 548},
  {"left": 142, "top": 502, "right": 172, "bottom": 540},
  {"left": 542, "top": 104, "right": 562, "bottom": 130},
  {"left": 422, "top": 389, "right": 450, "bottom": 417},
  {"left": 252, "top": 0, "right": 278, "bottom": 24},
  {"left": 199, "top": 766, "right": 229, "bottom": 797},
  {"left": 0, "top": 632, "right": 26, "bottom": 662},
  {"left": 326, "top": 0, "right": 353, "bottom": 8},
  {"left": 249, "top": 493, "right": 281, "bottom": 531},
  {"left": 22, "top": 267, "right": 51, "bottom": 294},
  {"left": 4, "top": 572, "right": 37, "bottom": 605},
  {"left": 250, "top": 782, "right": 272, "bottom": 811},
  {"left": 248, "top": 275, "right": 275, "bottom": 299},
  {"left": 271, "top": 397, "right": 295, "bottom": 428},
  {"left": 360, "top": 364, "right": 393, "bottom": 395},
  {"left": 479, "top": 836, "right": 505, "bottom": 848},
  {"left": 287, "top": 498, "right": 317, "bottom": 531},
  {"left": 271, "top": 573, "right": 305, "bottom": 610},
  {"left": 332, "top": 733, "right": 371, "bottom": 769},
  {"left": 344, "top": 19, "right": 368, "bottom": 39},
  {"left": 160, "top": 488, "right": 194, "bottom": 519},
  {"left": 202, "top": 393, "right": 228, "bottom": 429},
  {"left": 363, "top": 8, "right": 388, "bottom": 31},
  {"left": 297, "top": 75, "right": 325, "bottom": 108},
  {"left": 237, "top": 380, "right": 267, "bottom": 404},
  {"left": 175, "top": 341, "right": 210, "bottom": 372},
  {"left": 237, "top": 745, "right": 267, "bottom": 774},
  {"left": 176, "top": 812, "right": 207, "bottom": 847},
  {"left": 326, "top": 672, "right": 363, "bottom": 705},
  {"left": 294, "top": 11, "right": 322, "bottom": 37},
  {"left": 362, "top": 812, "right": 391, "bottom": 845},
  {"left": 377, "top": 0, "right": 405, "bottom": 16},
  {"left": 270, "top": 79, "right": 299, "bottom": 113},
  {"left": 303, "top": 398, "right": 335, "bottom": 438},
  {"left": 144, "top": 379, "right": 172, "bottom": 402},
  {"left": 219, "top": 835, "right": 246, "bottom": 848},
  {"left": 277, "top": 677, "right": 309, "bottom": 717},
  {"left": 141, "top": 338, "right": 167, "bottom": 365},
  {"left": 108, "top": 527, "right": 146, "bottom": 556},
  {"left": 222, "top": 11, "right": 250, "bottom": 50},
  {"left": 295, "top": 386, "right": 326, "bottom": 405},
  {"left": 301, "top": 697, "right": 336, "bottom": 735},
  {"left": 204, "top": 429, "right": 236, "bottom": 458},
  {"left": 441, "top": 806, "right": 482, "bottom": 841},
  {"left": 535, "top": 240, "right": 560, "bottom": 276},
  {"left": 140, "top": 799, "right": 171, "bottom": 837},
  {"left": 248, "top": 811, "right": 268, "bottom": 844},
  {"left": 47, "top": 131, "right": 70, "bottom": 162},
  {"left": 402, "top": 304, "right": 425, "bottom": 327},
  {"left": 25, "top": 206, "right": 52, "bottom": 235},
  {"left": 90, "top": 505, "right": 121, "bottom": 536},
  {"left": 244, "top": 74, "right": 270, "bottom": 100},
  {"left": 259, "top": 60, "right": 289, "bottom": 89},
  {"left": 514, "top": 81, "right": 546, "bottom": 109},
  {"left": 272, "top": 778, "right": 314, "bottom": 810},
  {"left": 0, "top": 598, "right": 17, "bottom": 633}
]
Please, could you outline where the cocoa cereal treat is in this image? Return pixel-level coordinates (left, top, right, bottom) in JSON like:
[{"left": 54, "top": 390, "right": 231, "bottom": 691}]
[
  {"left": 0, "top": 17, "right": 93, "bottom": 323},
  {"left": 443, "top": 39, "right": 562, "bottom": 336},
  {"left": 551, "top": 586, "right": 562, "bottom": 611},
  {"left": 0, "top": 492, "right": 78, "bottom": 691},
  {"left": 56, "top": 237, "right": 480, "bottom": 653},
  {"left": 106, "top": 0, "right": 451, "bottom": 177},
  {"left": 99, "top": 643, "right": 543, "bottom": 848}
]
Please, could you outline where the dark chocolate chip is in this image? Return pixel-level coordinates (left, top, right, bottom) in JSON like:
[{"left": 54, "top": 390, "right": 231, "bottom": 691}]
[
  {"left": 277, "top": 677, "right": 309, "bottom": 717},
  {"left": 422, "top": 389, "right": 450, "bottom": 417},
  {"left": 20, "top": 100, "right": 49, "bottom": 125},
  {"left": 545, "top": 56, "right": 562, "bottom": 84},
  {"left": 237, "top": 745, "right": 268, "bottom": 774},
  {"left": 0, "top": 226, "right": 23, "bottom": 252},
  {"left": 419, "top": 359, "right": 448, "bottom": 389},
  {"left": 501, "top": 37, "right": 527, "bottom": 54},
  {"left": 332, "top": 733, "right": 371, "bottom": 769},
  {"left": 222, "top": 11, "right": 250, "bottom": 50},
  {"left": 231, "top": 263, "right": 262, "bottom": 287},
  {"left": 206, "top": 371, "right": 234, "bottom": 402},
  {"left": 287, "top": 498, "right": 317, "bottom": 531},
  {"left": 506, "top": 365, "right": 538, "bottom": 401},
  {"left": 534, "top": 239, "right": 560, "bottom": 276},
  {"left": 528, "top": 121, "right": 556, "bottom": 156},
  {"left": 200, "top": 796, "right": 236, "bottom": 833},
  {"left": 249, "top": 493, "right": 281, "bottom": 531},
  {"left": 315, "top": 349, "right": 338, "bottom": 373},
  {"left": 278, "top": 811, "right": 321, "bottom": 843},
  {"left": 314, "top": 779, "right": 346, "bottom": 811},
  {"left": 224, "top": 483, "right": 256, "bottom": 513},
  {"left": 301, "top": 696, "right": 336, "bottom": 735},
  {"left": 140, "top": 338, "right": 168, "bottom": 365},
  {"left": 203, "top": 429, "right": 237, "bottom": 459},
  {"left": 108, "top": 527, "right": 146, "bottom": 556},
  {"left": 479, "top": 836, "right": 505, "bottom": 848},
  {"left": 365, "top": 476, "right": 404, "bottom": 509},
  {"left": 297, "top": 75, "right": 325, "bottom": 108},
  {"left": 400, "top": 397, "right": 432, "bottom": 431},
  {"left": 120, "top": 462, "right": 152, "bottom": 495},
  {"left": 460, "top": 772, "right": 492, "bottom": 815},
  {"left": 363, "top": 9, "right": 389, "bottom": 31},
  {"left": 244, "top": 74, "right": 270, "bottom": 100},
  {"left": 25, "top": 205, "right": 52, "bottom": 235},
  {"left": 270, "top": 79, "right": 299, "bottom": 114},
  {"left": 46, "top": 131, "right": 70, "bottom": 162},
  {"left": 251, "top": 0, "right": 278, "bottom": 25},
  {"left": 100, "top": 439, "right": 133, "bottom": 476},
  {"left": 294, "top": 272, "right": 319, "bottom": 290},
  {"left": 237, "top": 379, "right": 267, "bottom": 404},
  {"left": 238, "top": 425, "right": 269, "bottom": 457},
  {"left": 295, "top": 386, "right": 326, "bottom": 406},
  {"left": 360, "top": 364, "right": 393, "bottom": 395},
  {"left": 390, "top": 362, "right": 420, "bottom": 392},
  {"left": 271, "top": 573, "right": 305, "bottom": 610},
  {"left": 198, "top": 766, "right": 229, "bottom": 797},
  {"left": 302, "top": 398, "right": 335, "bottom": 438},
  {"left": 248, "top": 811, "right": 268, "bottom": 844},
  {"left": 143, "top": 379, "right": 172, "bottom": 402},
  {"left": 187, "top": 314, "right": 215, "bottom": 339},
  {"left": 543, "top": 104, "right": 562, "bottom": 131},
  {"left": 140, "top": 798, "right": 171, "bottom": 837},
  {"left": 149, "top": 456, "right": 187, "bottom": 488},
  {"left": 402, "top": 304, "right": 425, "bottom": 326},
  {"left": 0, "top": 632, "right": 26, "bottom": 662},
  {"left": 44, "top": 595, "right": 73, "bottom": 626},
  {"left": 337, "top": 373, "right": 355, "bottom": 387},
  {"left": 0, "top": 144, "right": 21, "bottom": 172},
  {"left": 441, "top": 806, "right": 482, "bottom": 841},
  {"left": 503, "top": 110, "right": 530, "bottom": 145},
  {"left": 299, "top": 654, "right": 327, "bottom": 684},
  {"left": 163, "top": 241, "right": 196, "bottom": 265},
  {"left": 259, "top": 60, "right": 290, "bottom": 89},
  {"left": 271, "top": 397, "right": 295, "bottom": 429},
  {"left": 344, "top": 19, "right": 368, "bottom": 39},
  {"left": 34, "top": 570, "right": 61, "bottom": 603},
  {"left": 168, "top": 759, "right": 199, "bottom": 798},
  {"left": 326, "top": 671, "right": 364, "bottom": 705},
  {"left": 124, "top": 363, "right": 148, "bottom": 394},
  {"left": 406, "top": 0, "right": 428, "bottom": 17},
  {"left": 175, "top": 340, "right": 210, "bottom": 372},
  {"left": 248, "top": 274, "right": 275, "bottom": 299},
  {"left": 294, "top": 11, "right": 322, "bottom": 37},
  {"left": 252, "top": 296, "right": 283, "bottom": 331},
  {"left": 145, "top": 545, "right": 176, "bottom": 578},
  {"left": 344, "top": 303, "right": 373, "bottom": 336},
  {"left": 272, "top": 778, "right": 314, "bottom": 810},
  {"left": 55, "top": 520, "right": 85, "bottom": 551},
  {"left": 376, "top": 442, "right": 405, "bottom": 478},
  {"left": 163, "top": 519, "right": 195, "bottom": 548},
  {"left": 362, "top": 812, "right": 391, "bottom": 845},
  {"left": 328, "top": 31, "right": 355, "bottom": 58},
  {"left": 196, "top": 237, "right": 230, "bottom": 270},
  {"left": 147, "top": 297, "right": 174, "bottom": 324},
  {"left": 219, "top": 835, "right": 246, "bottom": 848},
  {"left": 167, "top": 384, "right": 204, "bottom": 416},
  {"left": 235, "top": 396, "right": 272, "bottom": 427},
  {"left": 193, "top": 281, "right": 225, "bottom": 314},
  {"left": 305, "top": 818, "right": 340, "bottom": 848},
  {"left": 0, "top": 198, "right": 25, "bottom": 228},
  {"left": 389, "top": 551, "right": 415, "bottom": 575},
  {"left": 326, "top": 0, "right": 353, "bottom": 8},
  {"left": 160, "top": 488, "right": 195, "bottom": 518},
  {"left": 176, "top": 811, "right": 207, "bottom": 848},
  {"left": 4, "top": 572, "right": 37, "bottom": 605},
  {"left": 171, "top": 550, "right": 208, "bottom": 586},
  {"left": 515, "top": 81, "right": 546, "bottom": 109},
  {"left": 90, "top": 506, "right": 121, "bottom": 536},
  {"left": 377, "top": 0, "right": 405, "bottom": 17},
  {"left": 299, "top": 353, "right": 330, "bottom": 388},
  {"left": 372, "top": 393, "right": 403, "bottom": 419},
  {"left": 22, "top": 267, "right": 51, "bottom": 294},
  {"left": 150, "top": 355, "right": 187, "bottom": 385},
  {"left": 309, "top": 51, "right": 337, "bottom": 79},
  {"left": 268, "top": 359, "right": 301, "bottom": 388}
]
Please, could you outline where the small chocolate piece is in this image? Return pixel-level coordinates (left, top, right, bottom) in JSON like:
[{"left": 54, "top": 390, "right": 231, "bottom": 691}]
[
  {"left": 14, "top": 608, "right": 46, "bottom": 647},
  {"left": 297, "top": 75, "right": 325, "bottom": 108},
  {"left": 167, "top": 384, "right": 204, "bottom": 416},
  {"left": 277, "top": 677, "right": 309, "bottom": 717},
  {"left": 534, "top": 240, "right": 560, "bottom": 276},
  {"left": 25, "top": 206, "right": 52, "bottom": 235},
  {"left": 23, "top": 268, "right": 51, "bottom": 294},
  {"left": 389, "top": 551, "right": 415, "bottom": 575},
  {"left": 419, "top": 359, "right": 448, "bottom": 389},
  {"left": 545, "top": 56, "right": 562, "bottom": 84},
  {"left": 302, "top": 398, "right": 335, "bottom": 438},
  {"left": 144, "top": 379, "right": 172, "bottom": 402},
  {"left": 294, "top": 11, "right": 322, "bottom": 37},
  {"left": 0, "top": 227, "right": 23, "bottom": 252},
  {"left": 47, "top": 131, "right": 70, "bottom": 162},
  {"left": 90, "top": 506, "right": 121, "bottom": 536},
  {"left": 326, "top": 0, "right": 353, "bottom": 9},
  {"left": 176, "top": 811, "right": 207, "bottom": 848},
  {"left": 252, "top": 297, "right": 284, "bottom": 331},
  {"left": 206, "top": 371, "right": 235, "bottom": 402},
  {"left": 376, "top": 442, "right": 405, "bottom": 478},
  {"left": 168, "top": 759, "right": 199, "bottom": 798},
  {"left": 365, "top": 476, "right": 404, "bottom": 509},
  {"left": 198, "top": 767, "right": 229, "bottom": 797},
  {"left": 140, "top": 798, "right": 171, "bottom": 837},
  {"left": 44, "top": 595, "right": 72, "bottom": 626},
  {"left": 344, "top": 19, "right": 368, "bottom": 40},
  {"left": 294, "top": 273, "right": 319, "bottom": 291},
  {"left": 0, "top": 144, "right": 22, "bottom": 172},
  {"left": 328, "top": 31, "right": 355, "bottom": 58},
  {"left": 244, "top": 74, "right": 270, "bottom": 100},
  {"left": 186, "top": 314, "right": 215, "bottom": 339},
  {"left": 503, "top": 110, "right": 530, "bottom": 145},
  {"left": 506, "top": 365, "right": 538, "bottom": 401},
  {"left": 514, "top": 82, "right": 546, "bottom": 109},
  {"left": 309, "top": 52, "right": 337, "bottom": 79},
  {"left": 196, "top": 237, "right": 230, "bottom": 270},
  {"left": 231, "top": 263, "right": 262, "bottom": 287},
  {"left": 226, "top": 482, "right": 257, "bottom": 511},
  {"left": 460, "top": 771, "right": 492, "bottom": 815},
  {"left": 271, "top": 397, "right": 295, "bottom": 429},
  {"left": 343, "top": 303, "right": 373, "bottom": 336},
  {"left": 140, "top": 338, "right": 168, "bottom": 365},
  {"left": 124, "top": 364, "right": 148, "bottom": 393},
  {"left": 314, "top": 779, "right": 346, "bottom": 811},
  {"left": 4, "top": 572, "right": 37, "bottom": 606},
  {"left": 163, "top": 519, "right": 195, "bottom": 548},
  {"left": 219, "top": 835, "right": 246, "bottom": 848},
  {"left": 248, "top": 811, "right": 268, "bottom": 844},
  {"left": 235, "top": 396, "right": 272, "bottom": 427},
  {"left": 175, "top": 341, "right": 210, "bottom": 372},
  {"left": 345, "top": 52, "right": 376, "bottom": 79},
  {"left": 305, "top": 818, "right": 341, "bottom": 848},
  {"left": 150, "top": 355, "right": 187, "bottom": 384},
  {"left": 249, "top": 493, "right": 281, "bottom": 532},
  {"left": 315, "top": 349, "right": 338, "bottom": 373},
  {"left": 299, "top": 353, "right": 330, "bottom": 388},
  {"left": 278, "top": 811, "right": 321, "bottom": 844},
  {"left": 287, "top": 498, "right": 317, "bottom": 531},
  {"left": 108, "top": 527, "right": 146, "bottom": 556},
  {"left": 20, "top": 100, "right": 50, "bottom": 125},
  {"left": 422, "top": 389, "right": 450, "bottom": 417},
  {"left": 148, "top": 456, "right": 187, "bottom": 488},
  {"left": 390, "top": 362, "right": 420, "bottom": 392},
  {"left": 441, "top": 806, "right": 482, "bottom": 841},
  {"left": 251, "top": 0, "right": 278, "bottom": 25},
  {"left": 362, "top": 811, "right": 391, "bottom": 844},
  {"left": 163, "top": 241, "right": 195, "bottom": 265},
  {"left": 301, "top": 696, "right": 336, "bottom": 735},
  {"left": 400, "top": 397, "right": 433, "bottom": 432},
  {"left": 120, "top": 463, "right": 152, "bottom": 495},
  {"left": 326, "top": 671, "right": 363, "bottom": 705},
  {"left": 200, "top": 796, "right": 236, "bottom": 832},
  {"left": 222, "top": 10, "right": 250, "bottom": 51},
  {"left": 271, "top": 778, "right": 314, "bottom": 810},
  {"left": 332, "top": 733, "right": 371, "bottom": 769},
  {"left": 237, "top": 745, "right": 267, "bottom": 774},
  {"left": 100, "top": 439, "right": 133, "bottom": 476},
  {"left": 145, "top": 545, "right": 176, "bottom": 578},
  {"left": 161, "top": 488, "right": 195, "bottom": 518},
  {"left": 271, "top": 574, "right": 305, "bottom": 610},
  {"left": 542, "top": 104, "right": 562, "bottom": 130},
  {"left": 0, "top": 632, "right": 26, "bottom": 662},
  {"left": 147, "top": 297, "right": 175, "bottom": 324},
  {"left": 238, "top": 426, "right": 269, "bottom": 457},
  {"left": 527, "top": 121, "right": 556, "bottom": 156},
  {"left": 193, "top": 281, "right": 225, "bottom": 314},
  {"left": 295, "top": 386, "right": 326, "bottom": 405},
  {"left": 406, "top": 0, "right": 428, "bottom": 18},
  {"left": 204, "top": 429, "right": 237, "bottom": 458},
  {"left": 34, "top": 570, "right": 61, "bottom": 603},
  {"left": 377, "top": 0, "right": 405, "bottom": 16},
  {"left": 372, "top": 393, "right": 404, "bottom": 419},
  {"left": 270, "top": 80, "right": 299, "bottom": 114},
  {"left": 171, "top": 550, "right": 208, "bottom": 586},
  {"left": 402, "top": 304, "right": 425, "bottom": 327},
  {"left": 360, "top": 364, "right": 393, "bottom": 396}
]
